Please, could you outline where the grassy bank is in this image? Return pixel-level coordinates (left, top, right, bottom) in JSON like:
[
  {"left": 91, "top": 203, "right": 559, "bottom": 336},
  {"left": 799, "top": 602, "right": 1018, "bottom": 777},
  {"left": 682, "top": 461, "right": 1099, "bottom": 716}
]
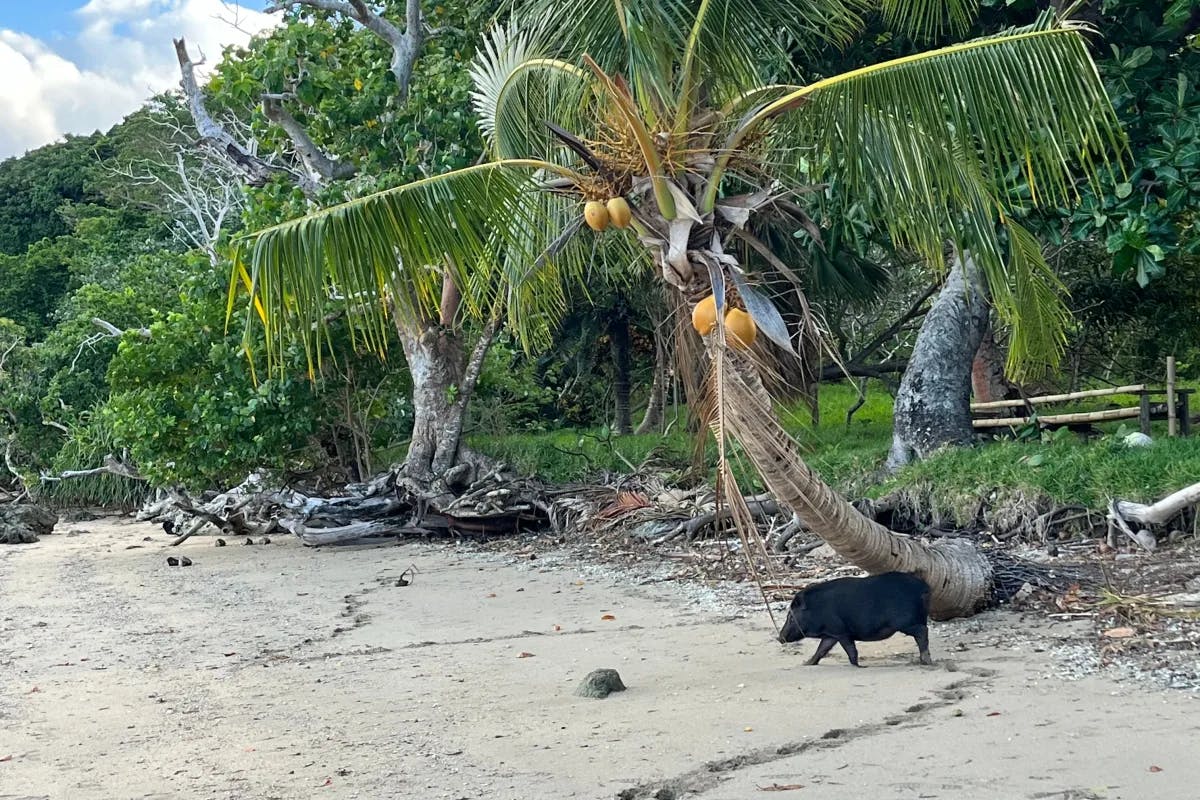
[{"left": 471, "top": 381, "right": 1200, "bottom": 510}]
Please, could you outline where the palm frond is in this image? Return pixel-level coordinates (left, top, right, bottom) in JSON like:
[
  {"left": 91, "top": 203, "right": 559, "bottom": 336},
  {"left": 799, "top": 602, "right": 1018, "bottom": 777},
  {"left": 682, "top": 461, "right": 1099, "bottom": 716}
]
[
  {"left": 470, "top": 24, "right": 594, "bottom": 162},
  {"left": 879, "top": 0, "right": 978, "bottom": 39},
  {"left": 513, "top": 0, "right": 692, "bottom": 78},
  {"left": 985, "top": 220, "right": 1070, "bottom": 381},
  {"left": 512, "top": 0, "right": 871, "bottom": 104},
  {"left": 712, "top": 16, "right": 1124, "bottom": 216},
  {"left": 232, "top": 160, "right": 583, "bottom": 372}
]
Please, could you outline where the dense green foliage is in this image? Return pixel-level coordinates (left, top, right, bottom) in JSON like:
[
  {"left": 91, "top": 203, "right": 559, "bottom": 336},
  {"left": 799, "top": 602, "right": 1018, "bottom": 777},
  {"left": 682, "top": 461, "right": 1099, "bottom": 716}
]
[
  {"left": 0, "top": 133, "right": 110, "bottom": 256},
  {"left": 0, "top": 0, "right": 1197, "bottom": 511}
]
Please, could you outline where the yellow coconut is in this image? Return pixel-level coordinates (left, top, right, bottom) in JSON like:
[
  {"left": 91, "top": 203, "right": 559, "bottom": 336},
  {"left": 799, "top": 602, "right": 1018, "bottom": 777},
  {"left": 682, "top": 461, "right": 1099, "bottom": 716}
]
[
  {"left": 584, "top": 200, "right": 609, "bottom": 232},
  {"left": 724, "top": 308, "right": 757, "bottom": 350},
  {"left": 606, "top": 197, "right": 632, "bottom": 229},
  {"left": 691, "top": 294, "right": 718, "bottom": 335}
]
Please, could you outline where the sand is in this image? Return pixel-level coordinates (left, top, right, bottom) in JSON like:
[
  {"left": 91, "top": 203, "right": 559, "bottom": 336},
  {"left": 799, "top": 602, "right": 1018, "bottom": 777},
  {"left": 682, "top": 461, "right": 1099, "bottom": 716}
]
[{"left": 1, "top": 518, "right": 1197, "bottom": 799}]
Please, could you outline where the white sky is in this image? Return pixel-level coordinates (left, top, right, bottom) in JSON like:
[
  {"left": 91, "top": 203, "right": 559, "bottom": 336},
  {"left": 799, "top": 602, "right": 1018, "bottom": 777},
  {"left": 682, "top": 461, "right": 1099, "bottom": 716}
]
[{"left": 0, "top": 1, "right": 279, "bottom": 160}]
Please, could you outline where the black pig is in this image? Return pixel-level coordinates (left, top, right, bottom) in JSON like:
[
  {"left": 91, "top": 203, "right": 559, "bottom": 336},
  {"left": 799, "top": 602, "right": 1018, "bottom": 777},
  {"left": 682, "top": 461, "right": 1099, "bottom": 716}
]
[{"left": 777, "top": 572, "right": 932, "bottom": 666}]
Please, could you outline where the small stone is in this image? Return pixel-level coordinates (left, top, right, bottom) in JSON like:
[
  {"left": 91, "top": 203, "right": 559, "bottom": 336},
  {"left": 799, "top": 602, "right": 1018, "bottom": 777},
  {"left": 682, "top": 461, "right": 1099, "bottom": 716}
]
[
  {"left": 1011, "top": 582, "right": 1035, "bottom": 604},
  {"left": 166, "top": 556, "right": 180, "bottom": 567},
  {"left": 180, "top": 556, "right": 193, "bottom": 567},
  {"left": 809, "top": 544, "right": 837, "bottom": 560},
  {"left": 244, "top": 537, "right": 255, "bottom": 546},
  {"left": 574, "top": 668, "right": 626, "bottom": 699},
  {"left": 259, "top": 537, "right": 271, "bottom": 545},
  {"left": 215, "top": 539, "right": 226, "bottom": 547}
]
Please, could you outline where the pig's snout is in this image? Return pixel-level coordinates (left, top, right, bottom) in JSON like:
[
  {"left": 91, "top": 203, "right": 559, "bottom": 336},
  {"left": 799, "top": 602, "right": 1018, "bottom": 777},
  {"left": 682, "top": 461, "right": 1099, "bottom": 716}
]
[{"left": 777, "top": 615, "right": 802, "bottom": 644}]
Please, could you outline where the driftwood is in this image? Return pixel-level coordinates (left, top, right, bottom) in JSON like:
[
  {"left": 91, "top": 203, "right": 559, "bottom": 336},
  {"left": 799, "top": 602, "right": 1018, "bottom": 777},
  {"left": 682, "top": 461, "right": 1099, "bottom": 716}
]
[
  {"left": 1106, "top": 480, "right": 1200, "bottom": 550},
  {"left": 138, "top": 464, "right": 551, "bottom": 548},
  {"left": 653, "top": 493, "right": 781, "bottom": 545},
  {"left": 1112, "top": 481, "right": 1200, "bottom": 526}
]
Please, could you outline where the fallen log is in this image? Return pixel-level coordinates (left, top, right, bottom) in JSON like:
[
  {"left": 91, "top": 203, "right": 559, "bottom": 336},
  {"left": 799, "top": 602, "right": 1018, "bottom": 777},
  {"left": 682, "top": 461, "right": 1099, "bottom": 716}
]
[
  {"left": 279, "top": 518, "right": 434, "bottom": 546},
  {"left": 1112, "top": 481, "right": 1200, "bottom": 526}
]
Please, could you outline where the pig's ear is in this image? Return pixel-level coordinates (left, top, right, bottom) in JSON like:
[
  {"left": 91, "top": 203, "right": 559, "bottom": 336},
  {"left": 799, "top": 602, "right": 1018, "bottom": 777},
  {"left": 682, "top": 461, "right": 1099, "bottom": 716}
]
[{"left": 792, "top": 592, "right": 807, "bottom": 610}]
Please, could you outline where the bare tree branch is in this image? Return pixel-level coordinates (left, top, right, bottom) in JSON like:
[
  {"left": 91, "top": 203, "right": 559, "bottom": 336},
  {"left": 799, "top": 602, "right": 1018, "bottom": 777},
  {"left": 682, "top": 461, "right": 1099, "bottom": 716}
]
[
  {"left": 40, "top": 453, "right": 145, "bottom": 483},
  {"left": 174, "top": 37, "right": 319, "bottom": 197},
  {"left": 92, "top": 318, "right": 151, "bottom": 339},
  {"left": 261, "top": 96, "right": 357, "bottom": 182},
  {"left": 265, "top": 0, "right": 424, "bottom": 99}
]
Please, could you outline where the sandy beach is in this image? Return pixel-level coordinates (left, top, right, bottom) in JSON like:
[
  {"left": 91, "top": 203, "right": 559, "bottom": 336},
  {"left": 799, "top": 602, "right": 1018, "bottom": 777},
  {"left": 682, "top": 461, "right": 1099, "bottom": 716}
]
[{"left": 2, "top": 518, "right": 1197, "bottom": 799}]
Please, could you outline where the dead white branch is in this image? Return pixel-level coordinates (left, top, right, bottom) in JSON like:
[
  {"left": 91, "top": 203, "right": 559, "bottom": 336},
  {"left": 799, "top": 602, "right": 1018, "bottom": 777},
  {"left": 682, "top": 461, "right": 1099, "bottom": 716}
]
[
  {"left": 174, "top": 37, "right": 318, "bottom": 197},
  {"left": 41, "top": 453, "right": 145, "bottom": 483},
  {"left": 1112, "top": 481, "right": 1200, "bottom": 527},
  {"left": 261, "top": 95, "right": 357, "bottom": 183}
]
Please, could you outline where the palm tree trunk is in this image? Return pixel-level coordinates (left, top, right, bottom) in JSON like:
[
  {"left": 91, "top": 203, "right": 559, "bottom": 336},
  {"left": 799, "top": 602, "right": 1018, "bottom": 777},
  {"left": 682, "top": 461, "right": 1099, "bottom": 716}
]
[
  {"left": 609, "top": 303, "right": 633, "bottom": 435},
  {"left": 635, "top": 336, "right": 667, "bottom": 434},
  {"left": 887, "top": 252, "right": 990, "bottom": 469},
  {"left": 720, "top": 350, "right": 993, "bottom": 620}
]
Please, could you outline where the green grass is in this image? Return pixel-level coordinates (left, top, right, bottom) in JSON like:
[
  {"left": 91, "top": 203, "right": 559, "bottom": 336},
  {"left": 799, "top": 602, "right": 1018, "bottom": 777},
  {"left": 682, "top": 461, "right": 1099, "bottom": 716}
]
[
  {"left": 875, "top": 436, "right": 1200, "bottom": 507},
  {"left": 468, "top": 383, "right": 891, "bottom": 485},
  {"left": 470, "top": 380, "right": 1200, "bottom": 511}
]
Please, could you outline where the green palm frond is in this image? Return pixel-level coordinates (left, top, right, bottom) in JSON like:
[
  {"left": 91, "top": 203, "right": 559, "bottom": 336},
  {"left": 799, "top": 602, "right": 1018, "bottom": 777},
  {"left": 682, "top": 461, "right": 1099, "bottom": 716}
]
[
  {"left": 677, "top": 0, "right": 868, "bottom": 113},
  {"left": 513, "top": 0, "right": 691, "bottom": 77},
  {"left": 512, "top": 0, "right": 873, "bottom": 104},
  {"left": 986, "top": 220, "right": 1070, "bottom": 381},
  {"left": 232, "top": 160, "right": 584, "bottom": 373},
  {"left": 712, "top": 15, "right": 1123, "bottom": 215},
  {"left": 753, "top": 17, "right": 1118, "bottom": 199},
  {"left": 470, "top": 24, "right": 594, "bottom": 162},
  {"left": 880, "top": 0, "right": 978, "bottom": 39}
]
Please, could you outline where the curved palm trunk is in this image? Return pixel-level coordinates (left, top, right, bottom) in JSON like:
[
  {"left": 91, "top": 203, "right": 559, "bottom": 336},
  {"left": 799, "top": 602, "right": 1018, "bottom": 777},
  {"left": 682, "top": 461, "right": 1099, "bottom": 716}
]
[
  {"left": 720, "top": 352, "right": 993, "bottom": 619},
  {"left": 887, "top": 252, "right": 990, "bottom": 469}
]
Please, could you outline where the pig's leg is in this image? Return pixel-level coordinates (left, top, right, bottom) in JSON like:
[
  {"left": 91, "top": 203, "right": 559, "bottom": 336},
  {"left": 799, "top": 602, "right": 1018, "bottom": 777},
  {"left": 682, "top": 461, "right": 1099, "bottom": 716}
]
[
  {"left": 837, "top": 638, "right": 861, "bottom": 667},
  {"left": 805, "top": 637, "right": 838, "bottom": 665},
  {"left": 910, "top": 625, "right": 933, "bottom": 665}
]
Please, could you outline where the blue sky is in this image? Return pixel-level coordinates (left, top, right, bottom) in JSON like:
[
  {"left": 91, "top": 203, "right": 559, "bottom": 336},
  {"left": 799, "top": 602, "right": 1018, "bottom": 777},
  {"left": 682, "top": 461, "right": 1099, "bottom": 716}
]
[
  {"left": 0, "top": 1, "right": 277, "bottom": 160},
  {"left": 0, "top": 2, "right": 87, "bottom": 39}
]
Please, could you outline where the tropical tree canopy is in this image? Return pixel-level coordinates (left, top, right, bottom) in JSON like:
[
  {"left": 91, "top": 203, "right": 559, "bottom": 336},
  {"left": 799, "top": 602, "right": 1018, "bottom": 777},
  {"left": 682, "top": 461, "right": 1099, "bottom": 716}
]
[{"left": 237, "top": 0, "right": 1123, "bottom": 384}]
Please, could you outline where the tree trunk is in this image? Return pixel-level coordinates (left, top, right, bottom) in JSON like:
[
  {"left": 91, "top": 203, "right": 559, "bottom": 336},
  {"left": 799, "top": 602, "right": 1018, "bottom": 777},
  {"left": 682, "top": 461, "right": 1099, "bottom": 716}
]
[
  {"left": 635, "top": 335, "right": 667, "bottom": 434},
  {"left": 888, "top": 252, "right": 990, "bottom": 469},
  {"left": 971, "top": 320, "right": 1012, "bottom": 403},
  {"left": 720, "top": 350, "right": 993, "bottom": 620},
  {"left": 396, "top": 315, "right": 498, "bottom": 481},
  {"left": 609, "top": 303, "right": 633, "bottom": 435},
  {"left": 398, "top": 323, "right": 467, "bottom": 480}
]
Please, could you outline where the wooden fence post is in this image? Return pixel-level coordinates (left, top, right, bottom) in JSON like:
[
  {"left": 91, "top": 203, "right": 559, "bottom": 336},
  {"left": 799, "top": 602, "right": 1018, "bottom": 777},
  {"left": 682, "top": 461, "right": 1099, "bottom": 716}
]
[{"left": 1167, "top": 356, "right": 1177, "bottom": 437}]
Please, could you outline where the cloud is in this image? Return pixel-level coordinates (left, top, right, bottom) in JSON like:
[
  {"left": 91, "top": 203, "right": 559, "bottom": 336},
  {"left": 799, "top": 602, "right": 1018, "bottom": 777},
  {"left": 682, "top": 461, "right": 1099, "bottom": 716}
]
[{"left": 0, "top": 1, "right": 278, "bottom": 160}]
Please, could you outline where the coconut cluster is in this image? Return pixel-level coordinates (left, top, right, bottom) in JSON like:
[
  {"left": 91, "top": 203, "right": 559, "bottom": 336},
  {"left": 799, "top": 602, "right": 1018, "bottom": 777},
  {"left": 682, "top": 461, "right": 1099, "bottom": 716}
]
[
  {"left": 583, "top": 197, "right": 633, "bottom": 231},
  {"left": 691, "top": 294, "right": 757, "bottom": 350}
]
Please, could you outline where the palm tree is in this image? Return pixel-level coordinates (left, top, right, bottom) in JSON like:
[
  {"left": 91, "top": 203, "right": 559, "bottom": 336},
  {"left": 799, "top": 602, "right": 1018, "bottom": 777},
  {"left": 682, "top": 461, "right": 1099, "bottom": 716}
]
[{"left": 235, "top": 1, "right": 1123, "bottom": 618}]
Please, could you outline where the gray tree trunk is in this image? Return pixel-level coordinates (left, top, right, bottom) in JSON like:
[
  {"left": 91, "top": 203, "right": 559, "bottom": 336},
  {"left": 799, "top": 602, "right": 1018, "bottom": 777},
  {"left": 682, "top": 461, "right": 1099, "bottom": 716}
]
[
  {"left": 609, "top": 305, "right": 633, "bottom": 435},
  {"left": 888, "top": 252, "right": 990, "bottom": 469},
  {"left": 398, "top": 324, "right": 467, "bottom": 480},
  {"left": 396, "top": 316, "right": 498, "bottom": 480},
  {"left": 635, "top": 337, "right": 667, "bottom": 434}
]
